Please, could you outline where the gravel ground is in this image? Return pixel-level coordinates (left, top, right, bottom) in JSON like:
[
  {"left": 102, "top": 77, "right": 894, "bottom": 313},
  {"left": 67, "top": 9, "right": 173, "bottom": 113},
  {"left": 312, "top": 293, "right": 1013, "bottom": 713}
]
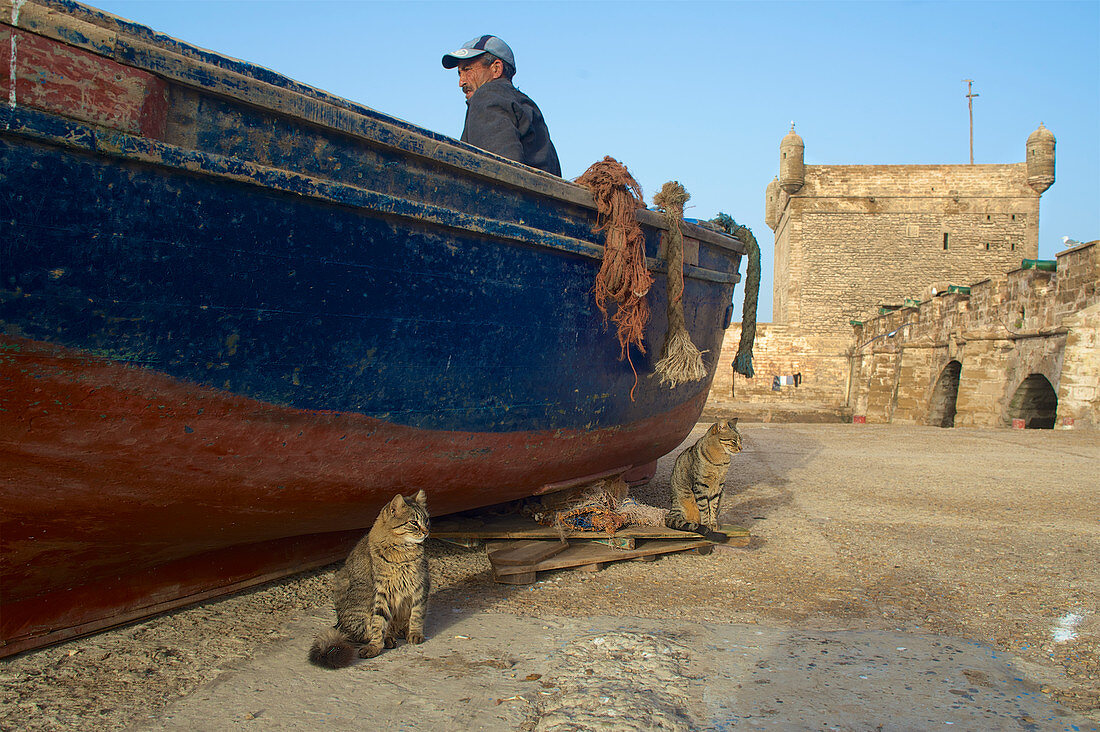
[{"left": 1, "top": 422, "right": 1097, "bottom": 730}]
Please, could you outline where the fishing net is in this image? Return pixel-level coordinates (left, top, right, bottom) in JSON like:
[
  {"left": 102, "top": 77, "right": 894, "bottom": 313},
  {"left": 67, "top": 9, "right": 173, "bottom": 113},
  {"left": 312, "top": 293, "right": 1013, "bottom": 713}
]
[
  {"left": 528, "top": 478, "right": 668, "bottom": 534},
  {"left": 617, "top": 497, "right": 669, "bottom": 527}
]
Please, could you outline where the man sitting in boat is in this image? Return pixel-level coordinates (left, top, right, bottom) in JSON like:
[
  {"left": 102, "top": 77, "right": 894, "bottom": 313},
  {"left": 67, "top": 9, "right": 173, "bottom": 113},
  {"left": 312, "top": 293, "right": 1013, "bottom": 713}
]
[{"left": 442, "top": 35, "right": 562, "bottom": 176}]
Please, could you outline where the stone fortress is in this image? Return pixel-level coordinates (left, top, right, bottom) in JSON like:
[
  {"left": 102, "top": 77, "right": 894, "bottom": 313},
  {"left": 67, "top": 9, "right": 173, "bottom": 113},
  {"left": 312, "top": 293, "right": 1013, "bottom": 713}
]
[{"left": 706, "top": 124, "right": 1099, "bottom": 431}]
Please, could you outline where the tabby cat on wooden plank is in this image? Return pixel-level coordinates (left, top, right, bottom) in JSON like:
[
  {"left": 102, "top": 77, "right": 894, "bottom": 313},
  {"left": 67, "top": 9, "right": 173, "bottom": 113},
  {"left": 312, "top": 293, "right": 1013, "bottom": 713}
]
[
  {"left": 309, "top": 490, "right": 431, "bottom": 669},
  {"left": 666, "top": 419, "right": 741, "bottom": 541}
]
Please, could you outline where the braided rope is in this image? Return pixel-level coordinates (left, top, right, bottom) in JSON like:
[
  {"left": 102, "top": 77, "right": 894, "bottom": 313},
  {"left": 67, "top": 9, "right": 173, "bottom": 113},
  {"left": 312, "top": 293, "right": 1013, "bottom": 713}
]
[
  {"left": 653, "top": 181, "right": 707, "bottom": 388},
  {"left": 711, "top": 213, "right": 760, "bottom": 378}
]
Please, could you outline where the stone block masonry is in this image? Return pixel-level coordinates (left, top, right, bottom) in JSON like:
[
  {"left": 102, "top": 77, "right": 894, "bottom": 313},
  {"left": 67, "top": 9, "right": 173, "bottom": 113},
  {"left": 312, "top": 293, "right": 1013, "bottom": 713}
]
[
  {"left": 847, "top": 241, "right": 1098, "bottom": 431},
  {"left": 774, "top": 163, "right": 1041, "bottom": 334},
  {"left": 705, "top": 126, "right": 1100, "bottom": 430},
  {"left": 705, "top": 323, "right": 852, "bottom": 422}
]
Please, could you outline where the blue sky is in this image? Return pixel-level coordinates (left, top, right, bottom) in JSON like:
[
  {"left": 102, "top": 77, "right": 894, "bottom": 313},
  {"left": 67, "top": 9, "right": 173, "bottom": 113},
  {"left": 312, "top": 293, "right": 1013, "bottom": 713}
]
[{"left": 89, "top": 0, "right": 1099, "bottom": 321}]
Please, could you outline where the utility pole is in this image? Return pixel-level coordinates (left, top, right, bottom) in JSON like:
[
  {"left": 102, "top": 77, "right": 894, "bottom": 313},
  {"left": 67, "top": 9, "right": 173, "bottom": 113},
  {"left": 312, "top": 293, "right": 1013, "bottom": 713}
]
[{"left": 963, "top": 79, "right": 978, "bottom": 164}]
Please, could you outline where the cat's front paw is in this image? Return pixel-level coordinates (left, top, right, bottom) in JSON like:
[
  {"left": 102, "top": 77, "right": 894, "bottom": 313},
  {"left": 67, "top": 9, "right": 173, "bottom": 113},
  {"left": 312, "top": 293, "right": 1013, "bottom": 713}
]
[
  {"left": 406, "top": 630, "right": 425, "bottom": 645},
  {"left": 358, "top": 643, "right": 383, "bottom": 659},
  {"left": 383, "top": 635, "right": 398, "bottom": 649}
]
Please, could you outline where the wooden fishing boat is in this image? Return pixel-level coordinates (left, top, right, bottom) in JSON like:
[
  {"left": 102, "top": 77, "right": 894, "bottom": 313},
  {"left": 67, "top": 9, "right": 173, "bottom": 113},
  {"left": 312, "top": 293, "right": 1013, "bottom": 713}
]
[{"left": 0, "top": 0, "right": 745, "bottom": 656}]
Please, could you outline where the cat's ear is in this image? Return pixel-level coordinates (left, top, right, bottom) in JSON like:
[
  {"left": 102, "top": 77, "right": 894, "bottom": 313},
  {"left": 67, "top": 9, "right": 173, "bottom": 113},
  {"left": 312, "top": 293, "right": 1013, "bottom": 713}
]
[
  {"left": 708, "top": 422, "right": 721, "bottom": 434},
  {"left": 727, "top": 418, "right": 738, "bottom": 429},
  {"left": 413, "top": 489, "right": 427, "bottom": 508},
  {"left": 387, "top": 493, "right": 405, "bottom": 512}
]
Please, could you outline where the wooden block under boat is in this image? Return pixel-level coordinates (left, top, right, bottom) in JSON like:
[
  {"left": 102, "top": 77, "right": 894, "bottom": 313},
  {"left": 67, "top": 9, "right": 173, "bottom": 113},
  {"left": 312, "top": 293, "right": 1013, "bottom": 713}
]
[
  {"left": 716, "top": 524, "right": 752, "bottom": 547},
  {"left": 485, "top": 538, "right": 713, "bottom": 584},
  {"left": 434, "top": 515, "right": 751, "bottom": 548},
  {"left": 487, "top": 539, "right": 568, "bottom": 567}
]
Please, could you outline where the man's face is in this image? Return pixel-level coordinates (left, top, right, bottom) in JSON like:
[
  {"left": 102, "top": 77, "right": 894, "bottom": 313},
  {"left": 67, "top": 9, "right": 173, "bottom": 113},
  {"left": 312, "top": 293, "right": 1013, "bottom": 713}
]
[{"left": 457, "top": 57, "right": 498, "bottom": 99}]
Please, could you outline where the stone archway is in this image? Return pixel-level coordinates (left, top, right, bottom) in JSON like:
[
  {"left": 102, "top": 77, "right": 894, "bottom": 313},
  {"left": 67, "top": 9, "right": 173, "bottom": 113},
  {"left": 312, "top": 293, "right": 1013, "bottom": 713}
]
[
  {"left": 1006, "top": 374, "right": 1058, "bottom": 429},
  {"left": 928, "top": 360, "right": 962, "bottom": 427}
]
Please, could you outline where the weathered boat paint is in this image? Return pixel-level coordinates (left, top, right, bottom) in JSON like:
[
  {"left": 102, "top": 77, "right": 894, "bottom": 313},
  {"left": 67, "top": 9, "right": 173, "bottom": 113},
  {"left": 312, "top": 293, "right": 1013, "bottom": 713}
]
[
  {"left": 1, "top": 335, "right": 708, "bottom": 653},
  {"left": 0, "top": 0, "right": 745, "bottom": 656},
  {"left": 0, "top": 24, "right": 168, "bottom": 136}
]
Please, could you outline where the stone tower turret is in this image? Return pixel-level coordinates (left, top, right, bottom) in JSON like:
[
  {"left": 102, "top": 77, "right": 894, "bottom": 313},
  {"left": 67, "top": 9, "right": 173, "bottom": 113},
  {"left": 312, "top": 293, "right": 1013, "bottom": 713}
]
[
  {"left": 779, "top": 125, "right": 805, "bottom": 194},
  {"left": 1026, "top": 123, "right": 1056, "bottom": 194},
  {"left": 765, "top": 176, "right": 779, "bottom": 230}
]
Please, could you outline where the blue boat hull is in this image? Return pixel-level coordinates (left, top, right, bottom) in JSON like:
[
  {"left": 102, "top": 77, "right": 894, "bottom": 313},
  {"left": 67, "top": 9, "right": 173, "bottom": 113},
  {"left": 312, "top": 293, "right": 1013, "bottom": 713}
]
[{"left": 1, "top": 128, "right": 731, "bottom": 434}]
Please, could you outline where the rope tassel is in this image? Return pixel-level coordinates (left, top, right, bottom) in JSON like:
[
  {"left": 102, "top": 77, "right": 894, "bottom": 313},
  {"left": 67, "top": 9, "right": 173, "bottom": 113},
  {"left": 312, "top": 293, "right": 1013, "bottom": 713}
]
[{"left": 653, "top": 181, "right": 707, "bottom": 388}]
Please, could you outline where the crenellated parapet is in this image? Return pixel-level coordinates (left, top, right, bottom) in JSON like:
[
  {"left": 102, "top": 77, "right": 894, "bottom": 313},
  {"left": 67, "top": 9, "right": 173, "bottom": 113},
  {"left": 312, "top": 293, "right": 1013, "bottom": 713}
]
[{"left": 849, "top": 240, "right": 1098, "bottom": 430}]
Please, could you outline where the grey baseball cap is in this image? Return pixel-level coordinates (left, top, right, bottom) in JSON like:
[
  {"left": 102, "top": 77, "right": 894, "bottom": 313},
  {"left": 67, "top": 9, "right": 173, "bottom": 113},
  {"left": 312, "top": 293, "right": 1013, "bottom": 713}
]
[{"left": 442, "top": 35, "right": 516, "bottom": 71}]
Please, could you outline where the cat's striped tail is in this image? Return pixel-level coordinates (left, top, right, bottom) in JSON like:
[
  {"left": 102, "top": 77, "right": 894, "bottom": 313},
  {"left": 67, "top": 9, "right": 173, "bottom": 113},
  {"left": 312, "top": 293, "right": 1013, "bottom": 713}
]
[{"left": 308, "top": 627, "right": 357, "bottom": 669}]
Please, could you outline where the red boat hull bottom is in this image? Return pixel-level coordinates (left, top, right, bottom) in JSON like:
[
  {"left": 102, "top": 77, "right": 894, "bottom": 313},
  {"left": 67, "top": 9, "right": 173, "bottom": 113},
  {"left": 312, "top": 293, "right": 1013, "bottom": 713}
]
[
  {"left": 1, "top": 337, "right": 708, "bottom": 656},
  {"left": 1, "top": 530, "right": 365, "bottom": 658}
]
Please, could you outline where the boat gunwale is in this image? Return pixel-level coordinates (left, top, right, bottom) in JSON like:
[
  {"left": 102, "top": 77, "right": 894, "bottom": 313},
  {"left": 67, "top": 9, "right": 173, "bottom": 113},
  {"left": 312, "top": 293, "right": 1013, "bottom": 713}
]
[
  {"left": 1, "top": 104, "right": 741, "bottom": 287},
  {"left": 3, "top": 0, "right": 746, "bottom": 256}
]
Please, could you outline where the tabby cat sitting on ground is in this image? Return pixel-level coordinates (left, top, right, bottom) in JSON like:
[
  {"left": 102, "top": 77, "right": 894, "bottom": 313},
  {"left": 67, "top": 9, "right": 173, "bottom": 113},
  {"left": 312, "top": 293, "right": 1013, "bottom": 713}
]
[
  {"left": 666, "top": 419, "right": 742, "bottom": 542},
  {"left": 309, "top": 490, "right": 431, "bottom": 669}
]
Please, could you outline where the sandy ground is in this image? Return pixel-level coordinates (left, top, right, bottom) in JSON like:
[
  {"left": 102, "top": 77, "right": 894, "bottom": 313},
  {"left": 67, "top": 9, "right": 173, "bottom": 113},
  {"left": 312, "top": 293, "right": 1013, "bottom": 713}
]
[{"left": 1, "top": 422, "right": 1097, "bottom": 730}]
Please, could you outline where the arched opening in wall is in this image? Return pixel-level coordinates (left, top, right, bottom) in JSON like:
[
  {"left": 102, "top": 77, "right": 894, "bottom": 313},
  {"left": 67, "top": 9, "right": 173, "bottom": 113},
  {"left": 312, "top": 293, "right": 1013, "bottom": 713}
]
[
  {"left": 1006, "top": 374, "right": 1058, "bottom": 429},
  {"left": 928, "top": 360, "right": 962, "bottom": 427}
]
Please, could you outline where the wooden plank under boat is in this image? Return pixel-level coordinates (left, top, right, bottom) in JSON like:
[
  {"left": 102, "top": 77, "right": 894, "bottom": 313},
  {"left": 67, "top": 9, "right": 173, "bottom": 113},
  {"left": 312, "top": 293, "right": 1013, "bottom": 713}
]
[{"left": 0, "top": 0, "right": 746, "bottom": 657}]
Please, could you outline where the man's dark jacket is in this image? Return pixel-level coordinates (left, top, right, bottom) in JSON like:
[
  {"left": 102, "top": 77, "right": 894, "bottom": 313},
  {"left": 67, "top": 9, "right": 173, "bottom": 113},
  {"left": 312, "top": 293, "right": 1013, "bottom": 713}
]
[{"left": 461, "top": 78, "right": 561, "bottom": 176}]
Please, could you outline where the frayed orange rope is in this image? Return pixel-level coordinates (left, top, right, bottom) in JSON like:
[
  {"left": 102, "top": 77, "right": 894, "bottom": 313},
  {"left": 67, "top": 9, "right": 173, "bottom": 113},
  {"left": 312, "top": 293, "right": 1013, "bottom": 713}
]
[
  {"left": 575, "top": 157, "right": 653, "bottom": 400},
  {"left": 627, "top": 348, "right": 638, "bottom": 402}
]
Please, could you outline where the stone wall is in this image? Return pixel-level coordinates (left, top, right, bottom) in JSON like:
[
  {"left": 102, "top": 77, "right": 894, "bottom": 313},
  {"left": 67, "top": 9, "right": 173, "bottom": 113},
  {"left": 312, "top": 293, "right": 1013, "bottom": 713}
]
[
  {"left": 778, "top": 164, "right": 1041, "bottom": 335},
  {"left": 704, "top": 323, "right": 852, "bottom": 421},
  {"left": 708, "top": 131, "right": 1095, "bottom": 429},
  {"left": 771, "top": 208, "right": 797, "bottom": 327},
  {"left": 1055, "top": 237, "right": 1099, "bottom": 316},
  {"left": 847, "top": 241, "right": 1099, "bottom": 431},
  {"left": 1052, "top": 241, "right": 1100, "bottom": 429},
  {"left": 1058, "top": 304, "right": 1100, "bottom": 429}
]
